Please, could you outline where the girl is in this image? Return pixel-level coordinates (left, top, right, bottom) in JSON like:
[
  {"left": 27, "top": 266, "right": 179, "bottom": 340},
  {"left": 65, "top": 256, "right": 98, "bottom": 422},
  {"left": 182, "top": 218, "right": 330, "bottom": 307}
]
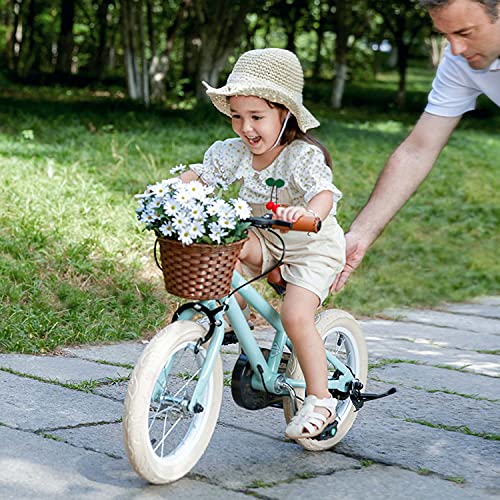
[{"left": 180, "top": 48, "right": 345, "bottom": 440}]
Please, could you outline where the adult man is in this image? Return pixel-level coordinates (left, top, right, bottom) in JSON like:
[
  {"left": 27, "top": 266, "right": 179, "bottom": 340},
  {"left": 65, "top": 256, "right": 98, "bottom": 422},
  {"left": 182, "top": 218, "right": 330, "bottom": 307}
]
[{"left": 333, "top": 0, "right": 500, "bottom": 291}]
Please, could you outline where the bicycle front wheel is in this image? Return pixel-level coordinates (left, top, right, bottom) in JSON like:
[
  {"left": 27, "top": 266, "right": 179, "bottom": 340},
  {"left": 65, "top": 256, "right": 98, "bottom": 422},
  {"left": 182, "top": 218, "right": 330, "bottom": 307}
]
[
  {"left": 123, "top": 320, "right": 223, "bottom": 484},
  {"left": 283, "top": 309, "right": 368, "bottom": 451}
]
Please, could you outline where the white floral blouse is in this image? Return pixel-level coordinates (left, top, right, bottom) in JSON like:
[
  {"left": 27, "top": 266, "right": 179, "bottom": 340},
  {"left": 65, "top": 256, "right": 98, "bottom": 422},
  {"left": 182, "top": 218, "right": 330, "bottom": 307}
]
[{"left": 190, "top": 138, "right": 342, "bottom": 214}]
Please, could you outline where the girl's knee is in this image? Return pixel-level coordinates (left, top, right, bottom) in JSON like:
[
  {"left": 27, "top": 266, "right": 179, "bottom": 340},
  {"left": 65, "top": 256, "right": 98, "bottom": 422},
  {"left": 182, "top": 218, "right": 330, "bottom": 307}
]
[{"left": 281, "top": 307, "right": 314, "bottom": 333}]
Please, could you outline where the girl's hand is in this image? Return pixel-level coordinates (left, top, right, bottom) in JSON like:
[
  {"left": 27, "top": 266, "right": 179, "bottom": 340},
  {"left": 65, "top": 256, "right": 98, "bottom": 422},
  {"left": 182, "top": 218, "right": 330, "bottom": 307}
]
[{"left": 275, "top": 205, "right": 307, "bottom": 223}]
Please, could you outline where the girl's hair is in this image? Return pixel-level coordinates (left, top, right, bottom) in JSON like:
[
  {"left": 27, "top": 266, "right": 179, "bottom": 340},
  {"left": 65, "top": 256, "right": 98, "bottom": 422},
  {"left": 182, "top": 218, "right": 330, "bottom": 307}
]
[{"left": 270, "top": 102, "right": 332, "bottom": 168}]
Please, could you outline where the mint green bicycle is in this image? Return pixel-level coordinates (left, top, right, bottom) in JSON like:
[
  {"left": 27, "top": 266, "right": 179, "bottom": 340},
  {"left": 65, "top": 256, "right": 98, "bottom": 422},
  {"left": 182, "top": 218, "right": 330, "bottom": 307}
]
[{"left": 123, "top": 215, "right": 394, "bottom": 484}]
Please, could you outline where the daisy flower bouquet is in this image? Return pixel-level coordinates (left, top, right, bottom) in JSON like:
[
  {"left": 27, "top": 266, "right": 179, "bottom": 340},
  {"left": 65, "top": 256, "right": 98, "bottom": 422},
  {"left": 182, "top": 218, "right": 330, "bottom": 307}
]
[
  {"left": 136, "top": 166, "right": 252, "bottom": 299},
  {"left": 136, "top": 176, "right": 251, "bottom": 246}
]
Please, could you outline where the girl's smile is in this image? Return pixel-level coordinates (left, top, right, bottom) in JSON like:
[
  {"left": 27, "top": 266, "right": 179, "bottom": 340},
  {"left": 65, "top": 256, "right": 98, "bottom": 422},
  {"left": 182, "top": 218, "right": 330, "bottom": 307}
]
[{"left": 229, "top": 95, "right": 288, "bottom": 169}]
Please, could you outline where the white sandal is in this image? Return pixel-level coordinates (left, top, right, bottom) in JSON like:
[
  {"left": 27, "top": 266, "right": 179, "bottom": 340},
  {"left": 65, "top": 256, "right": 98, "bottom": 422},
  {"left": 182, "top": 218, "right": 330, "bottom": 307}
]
[{"left": 285, "top": 395, "right": 337, "bottom": 439}]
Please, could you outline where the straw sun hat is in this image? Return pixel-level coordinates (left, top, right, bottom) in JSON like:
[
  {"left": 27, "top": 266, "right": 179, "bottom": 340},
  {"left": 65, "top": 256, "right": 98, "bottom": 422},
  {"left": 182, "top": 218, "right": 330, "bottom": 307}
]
[{"left": 203, "top": 48, "right": 319, "bottom": 133}]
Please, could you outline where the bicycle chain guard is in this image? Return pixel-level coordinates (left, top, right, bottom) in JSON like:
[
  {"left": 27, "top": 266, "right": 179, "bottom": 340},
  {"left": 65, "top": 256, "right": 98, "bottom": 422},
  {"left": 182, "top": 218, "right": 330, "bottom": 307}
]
[{"left": 231, "top": 348, "right": 290, "bottom": 411}]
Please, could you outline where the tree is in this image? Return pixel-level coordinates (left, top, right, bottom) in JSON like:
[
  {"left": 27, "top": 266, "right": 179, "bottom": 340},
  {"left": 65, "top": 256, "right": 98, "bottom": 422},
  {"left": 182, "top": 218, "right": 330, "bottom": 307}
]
[
  {"left": 121, "top": 0, "right": 149, "bottom": 103},
  {"left": 370, "top": 0, "right": 429, "bottom": 108},
  {"left": 55, "top": 0, "right": 76, "bottom": 75},
  {"left": 191, "top": 0, "right": 257, "bottom": 99},
  {"left": 319, "top": 0, "right": 370, "bottom": 109}
]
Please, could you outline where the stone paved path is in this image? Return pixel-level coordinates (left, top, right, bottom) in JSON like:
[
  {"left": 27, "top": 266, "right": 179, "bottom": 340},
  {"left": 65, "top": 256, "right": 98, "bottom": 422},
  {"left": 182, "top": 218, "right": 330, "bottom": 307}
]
[{"left": 0, "top": 297, "right": 499, "bottom": 499}]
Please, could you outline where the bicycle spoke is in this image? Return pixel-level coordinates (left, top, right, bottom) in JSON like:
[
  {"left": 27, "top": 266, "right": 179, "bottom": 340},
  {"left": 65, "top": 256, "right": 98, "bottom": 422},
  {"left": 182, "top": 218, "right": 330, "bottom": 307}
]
[{"left": 153, "top": 415, "right": 183, "bottom": 454}]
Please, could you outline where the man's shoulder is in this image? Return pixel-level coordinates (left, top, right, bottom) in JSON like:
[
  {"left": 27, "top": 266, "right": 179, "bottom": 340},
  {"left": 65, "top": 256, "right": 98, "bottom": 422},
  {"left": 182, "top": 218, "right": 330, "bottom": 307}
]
[{"left": 437, "top": 45, "right": 471, "bottom": 79}]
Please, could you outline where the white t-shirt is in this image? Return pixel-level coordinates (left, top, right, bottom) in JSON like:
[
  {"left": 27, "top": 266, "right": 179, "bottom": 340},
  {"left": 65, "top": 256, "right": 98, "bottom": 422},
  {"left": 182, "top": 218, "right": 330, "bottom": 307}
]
[{"left": 425, "top": 45, "right": 500, "bottom": 117}]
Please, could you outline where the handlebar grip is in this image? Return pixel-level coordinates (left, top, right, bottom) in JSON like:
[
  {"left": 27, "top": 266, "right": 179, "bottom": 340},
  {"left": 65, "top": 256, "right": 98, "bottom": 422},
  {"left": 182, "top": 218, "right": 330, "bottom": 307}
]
[{"left": 273, "top": 213, "right": 322, "bottom": 233}]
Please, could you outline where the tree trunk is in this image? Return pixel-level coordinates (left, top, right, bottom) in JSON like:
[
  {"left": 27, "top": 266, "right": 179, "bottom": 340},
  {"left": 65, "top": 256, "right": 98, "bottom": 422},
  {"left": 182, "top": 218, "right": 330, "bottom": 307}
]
[
  {"left": 6, "top": 0, "right": 23, "bottom": 73},
  {"left": 194, "top": 0, "right": 256, "bottom": 101},
  {"left": 55, "top": 0, "right": 75, "bottom": 75},
  {"left": 137, "top": 0, "right": 150, "bottom": 106},
  {"left": 313, "top": 11, "right": 326, "bottom": 79},
  {"left": 88, "top": 0, "right": 112, "bottom": 79},
  {"left": 331, "top": 62, "right": 347, "bottom": 109},
  {"left": 429, "top": 35, "right": 447, "bottom": 67},
  {"left": 396, "top": 42, "right": 408, "bottom": 109},
  {"left": 331, "top": 1, "right": 349, "bottom": 109},
  {"left": 121, "top": 0, "right": 140, "bottom": 99},
  {"left": 17, "top": 0, "right": 38, "bottom": 77}
]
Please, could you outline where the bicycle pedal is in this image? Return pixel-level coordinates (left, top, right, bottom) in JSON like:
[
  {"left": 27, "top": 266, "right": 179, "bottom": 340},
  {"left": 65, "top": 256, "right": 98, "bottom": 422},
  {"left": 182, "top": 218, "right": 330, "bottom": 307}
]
[
  {"left": 313, "top": 420, "right": 338, "bottom": 441},
  {"left": 222, "top": 331, "right": 238, "bottom": 345}
]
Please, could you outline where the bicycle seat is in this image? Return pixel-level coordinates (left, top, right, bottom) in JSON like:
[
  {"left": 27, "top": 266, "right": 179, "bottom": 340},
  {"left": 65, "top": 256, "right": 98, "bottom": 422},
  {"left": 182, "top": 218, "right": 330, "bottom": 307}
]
[{"left": 267, "top": 267, "right": 287, "bottom": 296}]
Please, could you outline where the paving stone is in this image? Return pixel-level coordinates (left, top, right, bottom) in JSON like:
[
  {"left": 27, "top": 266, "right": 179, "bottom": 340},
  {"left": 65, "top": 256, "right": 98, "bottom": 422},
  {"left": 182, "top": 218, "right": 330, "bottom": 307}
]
[
  {"left": 255, "top": 464, "right": 497, "bottom": 500},
  {"left": 370, "top": 362, "right": 500, "bottom": 401},
  {"left": 335, "top": 402, "right": 500, "bottom": 488},
  {"left": 194, "top": 423, "right": 360, "bottom": 489},
  {"left": 93, "top": 380, "right": 128, "bottom": 401},
  {"left": 473, "top": 297, "right": 500, "bottom": 306},
  {"left": 51, "top": 422, "right": 125, "bottom": 459},
  {"left": 381, "top": 309, "right": 500, "bottom": 335},
  {"left": 439, "top": 303, "right": 500, "bottom": 320},
  {"left": 0, "top": 370, "right": 122, "bottom": 431},
  {"left": 0, "top": 354, "right": 130, "bottom": 384},
  {"left": 364, "top": 336, "right": 500, "bottom": 377},
  {"left": 365, "top": 379, "right": 499, "bottom": 437},
  {"left": 360, "top": 319, "right": 499, "bottom": 351},
  {"left": 0, "top": 426, "right": 249, "bottom": 499},
  {"left": 62, "top": 341, "right": 146, "bottom": 367},
  {"left": 218, "top": 386, "right": 286, "bottom": 441},
  {"left": 50, "top": 413, "right": 359, "bottom": 490}
]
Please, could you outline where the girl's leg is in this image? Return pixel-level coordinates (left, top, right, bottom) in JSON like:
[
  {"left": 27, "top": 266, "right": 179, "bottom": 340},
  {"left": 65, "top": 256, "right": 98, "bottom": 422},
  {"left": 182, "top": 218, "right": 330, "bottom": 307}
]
[
  {"left": 233, "top": 231, "right": 263, "bottom": 309},
  {"left": 281, "top": 284, "right": 335, "bottom": 437},
  {"left": 281, "top": 284, "right": 330, "bottom": 400}
]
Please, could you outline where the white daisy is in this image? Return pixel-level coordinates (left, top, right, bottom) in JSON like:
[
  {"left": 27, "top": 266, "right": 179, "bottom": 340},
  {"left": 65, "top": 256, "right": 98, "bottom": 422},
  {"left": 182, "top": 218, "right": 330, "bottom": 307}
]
[
  {"left": 170, "top": 163, "right": 188, "bottom": 174},
  {"left": 185, "top": 180, "right": 207, "bottom": 201},
  {"left": 159, "top": 222, "right": 175, "bottom": 237},
  {"left": 208, "top": 222, "right": 227, "bottom": 244},
  {"left": 218, "top": 203, "right": 237, "bottom": 221},
  {"left": 189, "top": 220, "right": 205, "bottom": 240},
  {"left": 178, "top": 227, "right": 193, "bottom": 245},
  {"left": 174, "top": 186, "right": 196, "bottom": 208},
  {"left": 231, "top": 198, "right": 252, "bottom": 219},
  {"left": 219, "top": 217, "right": 236, "bottom": 230},
  {"left": 163, "top": 196, "right": 182, "bottom": 216},
  {"left": 206, "top": 198, "right": 226, "bottom": 216},
  {"left": 172, "top": 212, "right": 192, "bottom": 231},
  {"left": 190, "top": 202, "right": 207, "bottom": 221}
]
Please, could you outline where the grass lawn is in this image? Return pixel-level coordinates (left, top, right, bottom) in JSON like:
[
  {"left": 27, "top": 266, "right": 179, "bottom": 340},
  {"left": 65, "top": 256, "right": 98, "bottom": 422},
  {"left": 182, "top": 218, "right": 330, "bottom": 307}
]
[{"left": 1, "top": 70, "right": 499, "bottom": 353}]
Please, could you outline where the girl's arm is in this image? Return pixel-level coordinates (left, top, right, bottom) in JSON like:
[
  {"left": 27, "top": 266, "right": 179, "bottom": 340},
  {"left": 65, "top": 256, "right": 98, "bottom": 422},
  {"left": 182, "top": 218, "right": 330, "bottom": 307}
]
[
  {"left": 276, "top": 190, "right": 333, "bottom": 223},
  {"left": 179, "top": 169, "right": 203, "bottom": 183}
]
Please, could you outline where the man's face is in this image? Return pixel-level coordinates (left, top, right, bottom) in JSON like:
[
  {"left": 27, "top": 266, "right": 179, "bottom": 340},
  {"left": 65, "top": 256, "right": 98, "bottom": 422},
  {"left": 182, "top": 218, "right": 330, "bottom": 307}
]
[{"left": 430, "top": 0, "right": 500, "bottom": 69}]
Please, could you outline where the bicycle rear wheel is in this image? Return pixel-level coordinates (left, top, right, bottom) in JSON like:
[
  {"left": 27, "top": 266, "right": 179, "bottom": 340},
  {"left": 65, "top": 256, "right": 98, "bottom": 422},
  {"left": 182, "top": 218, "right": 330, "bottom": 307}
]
[
  {"left": 123, "top": 320, "right": 223, "bottom": 483},
  {"left": 283, "top": 309, "right": 368, "bottom": 451}
]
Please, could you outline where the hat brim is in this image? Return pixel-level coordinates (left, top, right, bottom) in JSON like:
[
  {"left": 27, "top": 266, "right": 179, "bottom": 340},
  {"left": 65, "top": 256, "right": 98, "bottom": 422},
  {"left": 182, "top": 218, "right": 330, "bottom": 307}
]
[{"left": 203, "top": 81, "right": 320, "bottom": 133}]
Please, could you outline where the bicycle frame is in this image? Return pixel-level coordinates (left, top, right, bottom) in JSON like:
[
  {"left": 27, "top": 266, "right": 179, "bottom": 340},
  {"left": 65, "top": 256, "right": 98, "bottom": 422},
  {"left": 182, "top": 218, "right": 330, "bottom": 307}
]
[{"left": 175, "top": 270, "right": 355, "bottom": 412}]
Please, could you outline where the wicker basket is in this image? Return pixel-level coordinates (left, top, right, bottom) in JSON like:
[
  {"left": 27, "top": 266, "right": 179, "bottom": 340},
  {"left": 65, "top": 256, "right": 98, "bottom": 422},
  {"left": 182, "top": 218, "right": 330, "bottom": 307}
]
[{"left": 157, "top": 237, "right": 247, "bottom": 300}]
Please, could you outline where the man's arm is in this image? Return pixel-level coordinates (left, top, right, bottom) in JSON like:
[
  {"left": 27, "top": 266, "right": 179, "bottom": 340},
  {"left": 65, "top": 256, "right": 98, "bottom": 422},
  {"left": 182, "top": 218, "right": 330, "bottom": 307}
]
[{"left": 333, "top": 112, "right": 462, "bottom": 291}]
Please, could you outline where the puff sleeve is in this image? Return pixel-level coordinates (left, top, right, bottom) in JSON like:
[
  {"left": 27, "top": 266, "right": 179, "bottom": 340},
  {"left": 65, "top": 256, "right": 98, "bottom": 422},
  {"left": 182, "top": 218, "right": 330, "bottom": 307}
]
[
  {"left": 289, "top": 144, "right": 342, "bottom": 204},
  {"left": 190, "top": 139, "right": 246, "bottom": 188}
]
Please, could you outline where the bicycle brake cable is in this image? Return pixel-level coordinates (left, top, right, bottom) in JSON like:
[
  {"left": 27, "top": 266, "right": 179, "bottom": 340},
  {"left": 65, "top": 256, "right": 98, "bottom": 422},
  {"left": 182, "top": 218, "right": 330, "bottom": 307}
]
[{"left": 225, "top": 229, "right": 286, "bottom": 300}]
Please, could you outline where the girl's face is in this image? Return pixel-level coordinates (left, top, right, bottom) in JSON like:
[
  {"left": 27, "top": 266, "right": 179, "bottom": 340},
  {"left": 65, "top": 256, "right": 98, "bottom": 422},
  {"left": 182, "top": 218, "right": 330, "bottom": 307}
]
[{"left": 229, "top": 95, "right": 288, "bottom": 161}]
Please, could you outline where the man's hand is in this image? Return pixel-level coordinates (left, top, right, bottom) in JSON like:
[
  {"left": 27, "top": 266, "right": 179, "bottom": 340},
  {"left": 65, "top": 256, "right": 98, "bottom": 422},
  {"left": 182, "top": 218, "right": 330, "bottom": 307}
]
[{"left": 331, "top": 231, "right": 367, "bottom": 292}]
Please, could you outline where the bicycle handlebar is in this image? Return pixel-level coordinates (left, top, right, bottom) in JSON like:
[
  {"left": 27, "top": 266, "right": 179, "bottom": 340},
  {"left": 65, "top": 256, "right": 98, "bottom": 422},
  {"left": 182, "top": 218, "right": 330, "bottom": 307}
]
[{"left": 245, "top": 213, "right": 322, "bottom": 233}]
